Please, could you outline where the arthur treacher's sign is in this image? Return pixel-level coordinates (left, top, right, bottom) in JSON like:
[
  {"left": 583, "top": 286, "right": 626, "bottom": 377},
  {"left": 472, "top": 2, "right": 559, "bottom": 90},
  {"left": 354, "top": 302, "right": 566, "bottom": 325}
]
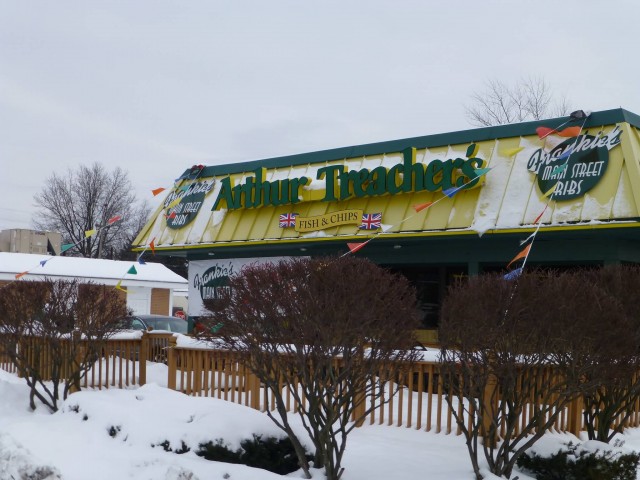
[
  {"left": 526, "top": 126, "right": 622, "bottom": 201},
  {"left": 188, "top": 257, "right": 290, "bottom": 316}
]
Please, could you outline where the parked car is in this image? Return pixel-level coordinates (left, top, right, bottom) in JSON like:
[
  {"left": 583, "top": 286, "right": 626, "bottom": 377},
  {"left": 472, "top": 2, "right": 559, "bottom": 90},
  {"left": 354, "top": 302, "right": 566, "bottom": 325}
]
[{"left": 118, "top": 314, "right": 188, "bottom": 334}]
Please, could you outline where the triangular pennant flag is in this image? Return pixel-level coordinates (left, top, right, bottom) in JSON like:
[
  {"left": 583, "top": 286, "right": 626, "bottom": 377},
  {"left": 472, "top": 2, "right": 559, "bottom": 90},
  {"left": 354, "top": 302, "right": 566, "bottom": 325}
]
[
  {"left": 503, "top": 267, "right": 523, "bottom": 281},
  {"left": 473, "top": 167, "right": 492, "bottom": 177},
  {"left": 558, "top": 146, "right": 574, "bottom": 161},
  {"left": 165, "top": 211, "right": 177, "bottom": 219},
  {"left": 442, "top": 187, "right": 458, "bottom": 198},
  {"left": 107, "top": 215, "right": 122, "bottom": 225},
  {"left": 507, "top": 244, "right": 531, "bottom": 269},
  {"left": 542, "top": 184, "right": 557, "bottom": 198},
  {"left": 137, "top": 256, "right": 146, "bottom": 265},
  {"left": 347, "top": 242, "right": 367, "bottom": 254},
  {"left": 15, "top": 271, "right": 28, "bottom": 279},
  {"left": 519, "top": 232, "right": 535, "bottom": 246},
  {"left": 551, "top": 164, "right": 567, "bottom": 176},
  {"left": 115, "top": 280, "right": 127, "bottom": 292},
  {"left": 61, "top": 243, "right": 74, "bottom": 253},
  {"left": 536, "top": 125, "right": 581, "bottom": 139},
  {"left": 413, "top": 202, "right": 433, "bottom": 213},
  {"left": 127, "top": 265, "right": 137, "bottom": 275},
  {"left": 533, "top": 208, "right": 547, "bottom": 225},
  {"left": 85, "top": 229, "right": 97, "bottom": 238},
  {"left": 557, "top": 126, "right": 581, "bottom": 137},
  {"left": 152, "top": 187, "right": 166, "bottom": 196},
  {"left": 149, "top": 238, "right": 156, "bottom": 255},
  {"left": 39, "top": 259, "right": 50, "bottom": 267},
  {"left": 167, "top": 197, "right": 181, "bottom": 209},
  {"left": 503, "top": 146, "right": 524, "bottom": 156}
]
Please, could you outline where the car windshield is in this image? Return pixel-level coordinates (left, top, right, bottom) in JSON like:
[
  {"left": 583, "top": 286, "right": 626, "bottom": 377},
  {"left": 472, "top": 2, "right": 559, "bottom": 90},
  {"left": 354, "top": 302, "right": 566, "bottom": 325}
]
[{"left": 144, "top": 317, "right": 188, "bottom": 334}]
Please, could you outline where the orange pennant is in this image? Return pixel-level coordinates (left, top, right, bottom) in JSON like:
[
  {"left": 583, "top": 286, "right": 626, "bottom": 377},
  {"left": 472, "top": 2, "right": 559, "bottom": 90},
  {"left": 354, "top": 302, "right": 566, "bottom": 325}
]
[
  {"left": 151, "top": 187, "right": 166, "bottom": 196},
  {"left": 149, "top": 238, "right": 156, "bottom": 255},
  {"left": 507, "top": 244, "right": 531, "bottom": 269},
  {"left": 107, "top": 215, "right": 122, "bottom": 225},
  {"left": 413, "top": 202, "right": 433, "bottom": 213},
  {"left": 536, "top": 125, "right": 581, "bottom": 139},
  {"left": 15, "top": 271, "right": 28, "bottom": 279},
  {"left": 347, "top": 242, "right": 366, "bottom": 254}
]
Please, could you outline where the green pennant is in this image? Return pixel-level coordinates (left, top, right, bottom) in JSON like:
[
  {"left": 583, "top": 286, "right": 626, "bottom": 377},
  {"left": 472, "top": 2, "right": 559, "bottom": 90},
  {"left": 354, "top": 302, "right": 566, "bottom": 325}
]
[
  {"left": 61, "top": 243, "right": 74, "bottom": 253},
  {"left": 127, "top": 265, "right": 138, "bottom": 275}
]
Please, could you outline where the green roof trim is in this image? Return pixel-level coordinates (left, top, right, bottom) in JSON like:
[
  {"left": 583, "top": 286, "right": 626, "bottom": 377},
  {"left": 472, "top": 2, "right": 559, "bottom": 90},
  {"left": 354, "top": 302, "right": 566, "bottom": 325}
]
[{"left": 179, "top": 108, "right": 640, "bottom": 178}]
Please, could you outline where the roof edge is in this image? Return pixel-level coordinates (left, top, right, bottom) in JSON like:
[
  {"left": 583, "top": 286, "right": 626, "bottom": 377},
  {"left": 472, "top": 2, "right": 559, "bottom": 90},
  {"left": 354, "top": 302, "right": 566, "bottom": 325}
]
[{"left": 186, "top": 108, "right": 638, "bottom": 177}]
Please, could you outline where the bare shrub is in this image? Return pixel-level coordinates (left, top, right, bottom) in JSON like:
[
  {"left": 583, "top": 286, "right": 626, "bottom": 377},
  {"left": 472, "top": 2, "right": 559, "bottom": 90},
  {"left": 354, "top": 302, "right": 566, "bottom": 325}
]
[
  {"left": 0, "top": 279, "right": 126, "bottom": 411},
  {"left": 200, "top": 256, "right": 421, "bottom": 480},
  {"left": 439, "top": 269, "right": 625, "bottom": 480}
]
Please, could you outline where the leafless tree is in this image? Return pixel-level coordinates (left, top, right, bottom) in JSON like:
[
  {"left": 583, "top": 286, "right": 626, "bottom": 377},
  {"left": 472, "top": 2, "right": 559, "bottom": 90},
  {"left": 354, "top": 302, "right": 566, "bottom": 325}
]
[
  {"left": 33, "top": 163, "right": 151, "bottom": 259},
  {"left": 0, "top": 279, "right": 127, "bottom": 411},
  {"left": 200, "top": 256, "right": 421, "bottom": 480},
  {"left": 465, "top": 77, "right": 571, "bottom": 127},
  {"left": 439, "top": 270, "right": 625, "bottom": 480}
]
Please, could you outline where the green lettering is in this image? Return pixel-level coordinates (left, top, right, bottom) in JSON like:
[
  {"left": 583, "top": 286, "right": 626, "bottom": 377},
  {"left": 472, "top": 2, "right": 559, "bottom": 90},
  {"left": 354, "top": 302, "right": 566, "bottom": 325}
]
[
  {"left": 425, "top": 160, "right": 444, "bottom": 190},
  {"left": 317, "top": 165, "right": 346, "bottom": 201},
  {"left": 212, "top": 177, "right": 235, "bottom": 210},
  {"left": 387, "top": 164, "right": 403, "bottom": 194},
  {"left": 366, "top": 166, "right": 388, "bottom": 196}
]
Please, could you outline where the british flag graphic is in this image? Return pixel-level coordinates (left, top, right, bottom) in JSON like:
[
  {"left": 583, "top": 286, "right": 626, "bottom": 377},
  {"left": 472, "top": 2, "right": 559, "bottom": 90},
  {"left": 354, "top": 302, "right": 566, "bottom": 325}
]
[
  {"left": 279, "top": 213, "right": 298, "bottom": 228},
  {"left": 359, "top": 213, "right": 382, "bottom": 230}
]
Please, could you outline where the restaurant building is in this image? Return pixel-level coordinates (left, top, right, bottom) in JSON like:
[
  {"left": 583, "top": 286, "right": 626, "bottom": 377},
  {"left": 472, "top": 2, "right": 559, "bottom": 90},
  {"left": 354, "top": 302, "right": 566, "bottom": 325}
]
[{"left": 133, "top": 108, "right": 640, "bottom": 341}]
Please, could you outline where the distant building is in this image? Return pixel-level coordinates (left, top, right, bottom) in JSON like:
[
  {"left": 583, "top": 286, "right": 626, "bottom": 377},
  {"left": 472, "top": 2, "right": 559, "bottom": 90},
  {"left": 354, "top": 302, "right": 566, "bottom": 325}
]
[
  {"left": 0, "top": 252, "right": 188, "bottom": 316},
  {"left": 0, "top": 229, "right": 61, "bottom": 255}
]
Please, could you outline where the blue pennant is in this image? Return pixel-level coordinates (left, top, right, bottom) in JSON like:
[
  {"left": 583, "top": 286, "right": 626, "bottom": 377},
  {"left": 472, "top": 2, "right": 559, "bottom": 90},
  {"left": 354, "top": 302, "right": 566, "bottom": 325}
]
[
  {"left": 442, "top": 187, "right": 459, "bottom": 198},
  {"left": 503, "top": 267, "right": 523, "bottom": 281}
]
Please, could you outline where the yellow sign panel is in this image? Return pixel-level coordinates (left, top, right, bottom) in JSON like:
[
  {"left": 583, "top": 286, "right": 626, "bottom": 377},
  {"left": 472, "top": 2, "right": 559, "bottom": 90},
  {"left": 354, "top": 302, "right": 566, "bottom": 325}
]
[{"left": 295, "top": 210, "right": 363, "bottom": 233}]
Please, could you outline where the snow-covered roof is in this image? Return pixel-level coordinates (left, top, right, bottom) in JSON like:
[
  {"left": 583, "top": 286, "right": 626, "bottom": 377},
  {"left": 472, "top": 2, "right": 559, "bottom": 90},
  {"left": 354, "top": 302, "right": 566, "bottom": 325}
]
[
  {"left": 133, "top": 108, "right": 640, "bottom": 254},
  {"left": 0, "top": 253, "right": 187, "bottom": 290}
]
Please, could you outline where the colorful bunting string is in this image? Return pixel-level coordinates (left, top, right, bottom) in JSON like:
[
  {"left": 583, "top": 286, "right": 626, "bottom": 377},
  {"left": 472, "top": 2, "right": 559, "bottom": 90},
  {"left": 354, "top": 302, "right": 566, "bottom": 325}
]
[
  {"left": 84, "top": 229, "right": 97, "bottom": 238},
  {"left": 127, "top": 265, "right": 137, "bottom": 275},
  {"left": 340, "top": 155, "right": 493, "bottom": 255}
]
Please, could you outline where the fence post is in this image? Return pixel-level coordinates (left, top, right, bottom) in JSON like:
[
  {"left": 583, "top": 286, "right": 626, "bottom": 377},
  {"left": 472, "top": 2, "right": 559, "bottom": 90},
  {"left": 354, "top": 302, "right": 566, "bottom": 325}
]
[
  {"left": 139, "top": 331, "right": 148, "bottom": 386},
  {"left": 482, "top": 370, "right": 499, "bottom": 448},
  {"left": 568, "top": 394, "right": 584, "bottom": 436},
  {"left": 167, "top": 336, "right": 177, "bottom": 391},
  {"left": 69, "top": 331, "right": 83, "bottom": 393}
]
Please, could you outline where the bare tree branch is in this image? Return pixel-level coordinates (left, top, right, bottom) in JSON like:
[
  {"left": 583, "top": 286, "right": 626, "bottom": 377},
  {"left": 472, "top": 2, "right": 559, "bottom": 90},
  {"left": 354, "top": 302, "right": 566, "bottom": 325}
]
[
  {"left": 465, "top": 77, "right": 572, "bottom": 127},
  {"left": 33, "top": 163, "right": 150, "bottom": 258}
]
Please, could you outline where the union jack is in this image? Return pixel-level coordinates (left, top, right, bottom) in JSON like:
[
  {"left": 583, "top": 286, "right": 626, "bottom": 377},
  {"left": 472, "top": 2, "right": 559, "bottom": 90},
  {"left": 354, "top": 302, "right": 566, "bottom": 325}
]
[
  {"left": 279, "top": 213, "right": 298, "bottom": 228},
  {"left": 360, "top": 213, "right": 382, "bottom": 230}
]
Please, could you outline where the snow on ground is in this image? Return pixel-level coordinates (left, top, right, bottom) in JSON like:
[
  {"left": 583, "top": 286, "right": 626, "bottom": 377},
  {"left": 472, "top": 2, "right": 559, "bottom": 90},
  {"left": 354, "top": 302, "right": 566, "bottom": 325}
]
[{"left": 1, "top": 366, "right": 640, "bottom": 480}]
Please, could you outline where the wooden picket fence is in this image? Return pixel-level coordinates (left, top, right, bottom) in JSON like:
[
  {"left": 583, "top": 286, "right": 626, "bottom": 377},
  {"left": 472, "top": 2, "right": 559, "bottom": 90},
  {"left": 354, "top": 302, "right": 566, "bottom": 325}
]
[
  {"left": 0, "top": 331, "right": 174, "bottom": 389},
  {"left": 2, "top": 333, "right": 640, "bottom": 439},
  {"left": 164, "top": 338, "right": 639, "bottom": 437}
]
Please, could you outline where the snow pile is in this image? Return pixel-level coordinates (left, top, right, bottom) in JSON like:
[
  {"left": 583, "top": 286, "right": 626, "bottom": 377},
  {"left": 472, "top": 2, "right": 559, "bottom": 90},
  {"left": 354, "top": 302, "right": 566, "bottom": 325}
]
[{"left": 0, "top": 433, "right": 62, "bottom": 480}]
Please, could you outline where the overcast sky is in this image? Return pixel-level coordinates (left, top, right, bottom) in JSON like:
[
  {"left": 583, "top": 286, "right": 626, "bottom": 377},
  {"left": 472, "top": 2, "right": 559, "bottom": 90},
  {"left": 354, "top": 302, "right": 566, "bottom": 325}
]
[{"left": 2, "top": 1, "right": 639, "bottom": 230}]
